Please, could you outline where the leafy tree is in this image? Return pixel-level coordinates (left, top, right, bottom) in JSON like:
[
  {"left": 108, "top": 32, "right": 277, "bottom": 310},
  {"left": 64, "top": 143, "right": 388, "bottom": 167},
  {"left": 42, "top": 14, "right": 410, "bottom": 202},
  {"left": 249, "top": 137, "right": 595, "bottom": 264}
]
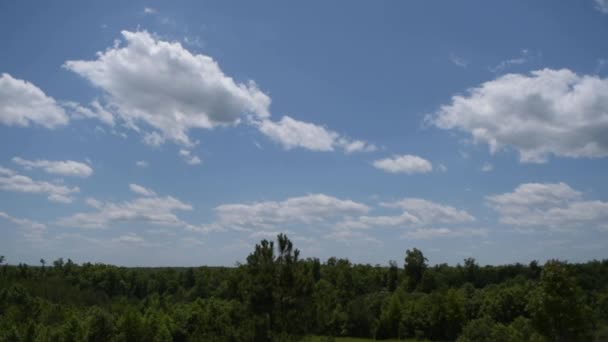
[
  {"left": 404, "top": 248, "right": 427, "bottom": 291},
  {"left": 85, "top": 307, "right": 115, "bottom": 342},
  {"left": 528, "top": 260, "right": 593, "bottom": 341}
]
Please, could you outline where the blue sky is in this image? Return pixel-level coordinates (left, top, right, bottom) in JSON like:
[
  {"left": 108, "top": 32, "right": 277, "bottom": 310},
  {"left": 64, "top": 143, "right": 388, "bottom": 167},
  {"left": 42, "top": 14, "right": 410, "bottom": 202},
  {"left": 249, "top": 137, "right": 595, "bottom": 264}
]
[{"left": 1, "top": 1, "right": 608, "bottom": 267}]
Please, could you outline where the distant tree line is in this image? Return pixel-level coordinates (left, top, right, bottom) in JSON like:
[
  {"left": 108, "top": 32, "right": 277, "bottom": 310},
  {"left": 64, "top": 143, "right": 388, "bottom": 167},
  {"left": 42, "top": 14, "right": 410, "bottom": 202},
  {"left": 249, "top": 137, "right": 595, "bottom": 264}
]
[{"left": 1, "top": 234, "right": 608, "bottom": 341}]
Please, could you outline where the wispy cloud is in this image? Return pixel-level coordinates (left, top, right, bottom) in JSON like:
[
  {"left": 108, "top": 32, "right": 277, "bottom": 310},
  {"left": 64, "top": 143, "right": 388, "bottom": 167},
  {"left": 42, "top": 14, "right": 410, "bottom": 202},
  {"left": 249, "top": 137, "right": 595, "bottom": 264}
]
[{"left": 449, "top": 53, "right": 469, "bottom": 68}]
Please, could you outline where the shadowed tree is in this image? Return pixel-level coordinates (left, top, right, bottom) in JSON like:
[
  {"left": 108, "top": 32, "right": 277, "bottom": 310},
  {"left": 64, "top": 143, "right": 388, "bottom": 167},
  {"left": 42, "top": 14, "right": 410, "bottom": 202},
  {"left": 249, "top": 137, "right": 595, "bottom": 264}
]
[{"left": 404, "top": 248, "right": 427, "bottom": 291}]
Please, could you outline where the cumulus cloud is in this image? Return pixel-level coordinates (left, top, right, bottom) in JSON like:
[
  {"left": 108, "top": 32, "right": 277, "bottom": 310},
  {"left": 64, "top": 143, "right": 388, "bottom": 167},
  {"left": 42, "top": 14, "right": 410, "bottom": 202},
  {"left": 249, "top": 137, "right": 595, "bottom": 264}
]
[
  {"left": 373, "top": 154, "right": 433, "bottom": 174},
  {"left": 179, "top": 149, "right": 202, "bottom": 165},
  {"left": 211, "top": 194, "right": 369, "bottom": 231},
  {"left": 429, "top": 69, "right": 608, "bottom": 163},
  {"left": 64, "top": 30, "right": 271, "bottom": 146},
  {"left": 256, "top": 115, "right": 376, "bottom": 153},
  {"left": 12, "top": 157, "right": 93, "bottom": 177},
  {"left": 0, "top": 211, "right": 47, "bottom": 240},
  {"left": 487, "top": 182, "right": 608, "bottom": 231},
  {"left": 0, "top": 73, "right": 69, "bottom": 128},
  {"left": 135, "top": 160, "right": 148, "bottom": 168},
  {"left": 481, "top": 163, "right": 494, "bottom": 172},
  {"left": 0, "top": 166, "right": 79, "bottom": 203},
  {"left": 58, "top": 186, "right": 195, "bottom": 229},
  {"left": 129, "top": 183, "right": 156, "bottom": 197}
]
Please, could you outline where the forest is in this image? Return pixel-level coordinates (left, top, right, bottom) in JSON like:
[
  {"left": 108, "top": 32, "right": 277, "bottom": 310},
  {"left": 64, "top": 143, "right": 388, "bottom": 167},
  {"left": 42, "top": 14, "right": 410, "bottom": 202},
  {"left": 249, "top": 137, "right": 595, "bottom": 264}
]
[{"left": 1, "top": 234, "right": 607, "bottom": 342}]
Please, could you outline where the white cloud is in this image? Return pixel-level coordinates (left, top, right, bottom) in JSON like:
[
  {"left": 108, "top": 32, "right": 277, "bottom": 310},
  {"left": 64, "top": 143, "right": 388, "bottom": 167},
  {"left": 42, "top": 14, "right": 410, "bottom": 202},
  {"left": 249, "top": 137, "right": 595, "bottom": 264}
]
[
  {"left": 373, "top": 154, "right": 433, "bottom": 174},
  {"left": 0, "top": 167, "right": 79, "bottom": 203},
  {"left": 58, "top": 187, "right": 194, "bottom": 229},
  {"left": 0, "top": 211, "right": 47, "bottom": 240},
  {"left": 403, "top": 227, "right": 487, "bottom": 240},
  {"left": 595, "top": 0, "right": 608, "bottom": 13},
  {"left": 179, "top": 149, "right": 202, "bottom": 165},
  {"left": 430, "top": 69, "right": 608, "bottom": 163},
  {"left": 135, "top": 160, "right": 148, "bottom": 168},
  {"left": 332, "top": 198, "right": 478, "bottom": 240},
  {"left": 212, "top": 194, "right": 369, "bottom": 231},
  {"left": 339, "top": 138, "right": 378, "bottom": 153},
  {"left": 449, "top": 53, "right": 469, "bottom": 68},
  {"left": 382, "top": 198, "right": 476, "bottom": 225},
  {"left": 63, "top": 100, "right": 115, "bottom": 126},
  {"left": 129, "top": 183, "right": 156, "bottom": 197},
  {"left": 0, "top": 73, "right": 69, "bottom": 128},
  {"left": 143, "top": 7, "right": 158, "bottom": 14},
  {"left": 481, "top": 162, "right": 494, "bottom": 172},
  {"left": 256, "top": 115, "right": 376, "bottom": 153},
  {"left": 336, "top": 213, "right": 419, "bottom": 230},
  {"left": 489, "top": 49, "right": 538, "bottom": 73},
  {"left": 487, "top": 182, "right": 608, "bottom": 231},
  {"left": 12, "top": 157, "right": 93, "bottom": 177},
  {"left": 256, "top": 116, "right": 336, "bottom": 151},
  {"left": 114, "top": 233, "right": 145, "bottom": 244},
  {"left": 64, "top": 30, "right": 271, "bottom": 146}
]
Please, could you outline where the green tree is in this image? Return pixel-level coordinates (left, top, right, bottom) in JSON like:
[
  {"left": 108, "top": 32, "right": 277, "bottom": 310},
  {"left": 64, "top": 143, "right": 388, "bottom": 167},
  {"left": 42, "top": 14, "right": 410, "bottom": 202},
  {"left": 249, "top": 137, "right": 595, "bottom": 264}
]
[
  {"left": 528, "top": 260, "right": 592, "bottom": 342},
  {"left": 85, "top": 307, "right": 115, "bottom": 342},
  {"left": 404, "top": 248, "right": 427, "bottom": 291}
]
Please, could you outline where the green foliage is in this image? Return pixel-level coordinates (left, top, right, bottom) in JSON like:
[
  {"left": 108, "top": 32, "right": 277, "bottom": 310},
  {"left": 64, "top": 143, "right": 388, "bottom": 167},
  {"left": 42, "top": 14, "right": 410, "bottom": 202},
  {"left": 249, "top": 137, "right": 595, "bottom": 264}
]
[
  {"left": 528, "top": 260, "right": 593, "bottom": 342},
  {"left": 0, "top": 240, "right": 605, "bottom": 341}
]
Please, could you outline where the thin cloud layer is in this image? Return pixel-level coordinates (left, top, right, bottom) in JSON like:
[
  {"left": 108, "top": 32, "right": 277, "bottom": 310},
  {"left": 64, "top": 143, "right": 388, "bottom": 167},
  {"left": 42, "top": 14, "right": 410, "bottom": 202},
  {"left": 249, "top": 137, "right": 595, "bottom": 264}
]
[
  {"left": 0, "top": 73, "right": 69, "bottom": 129},
  {"left": 211, "top": 194, "right": 370, "bottom": 231},
  {"left": 129, "top": 183, "right": 156, "bottom": 197},
  {"left": 382, "top": 198, "right": 476, "bottom": 225},
  {"left": 430, "top": 69, "right": 608, "bottom": 163},
  {"left": 12, "top": 157, "right": 93, "bottom": 178},
  {"left": 0, "top": 211, "right": 47, "bottom": 240},
  {"left": 58, "top": 186, "right": 195, "bottom": 229},
  {"left": 0, "top": 166, "right": 79, "bottom": 203},
  {"left": 333, "top": 198, "right": 479, "bottom": 241}
]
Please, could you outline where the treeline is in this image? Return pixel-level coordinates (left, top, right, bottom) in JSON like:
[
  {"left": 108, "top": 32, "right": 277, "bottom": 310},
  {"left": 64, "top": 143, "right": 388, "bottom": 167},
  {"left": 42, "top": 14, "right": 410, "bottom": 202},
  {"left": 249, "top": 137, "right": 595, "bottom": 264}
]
[{"left": 1, "top": 234, "right": 608, "bottom": 341}]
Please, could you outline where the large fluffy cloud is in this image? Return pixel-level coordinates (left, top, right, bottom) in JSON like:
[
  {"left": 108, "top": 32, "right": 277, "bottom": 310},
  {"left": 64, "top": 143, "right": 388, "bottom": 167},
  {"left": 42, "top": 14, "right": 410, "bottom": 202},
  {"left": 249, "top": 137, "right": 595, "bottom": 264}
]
[
  {"left": 64, "top": 30, "right": 271, "bottom": 146},
  {"left": 12, "top": 157, "right": 93, "bottom": 177},
  {"left": 0, "top": 73, "right": 69, "bottom": 128},
  {"left": 429, "top": 69, "right": 608, "bottom": 163},
  {"left": 373, "top": 154, "right": 433, "bottom": 174},
  {"left": 487, "top": 182, "right": 608, "bottom": 231},
  {"left": 0, "top": 166, "right": 79, "bottom": 203}
]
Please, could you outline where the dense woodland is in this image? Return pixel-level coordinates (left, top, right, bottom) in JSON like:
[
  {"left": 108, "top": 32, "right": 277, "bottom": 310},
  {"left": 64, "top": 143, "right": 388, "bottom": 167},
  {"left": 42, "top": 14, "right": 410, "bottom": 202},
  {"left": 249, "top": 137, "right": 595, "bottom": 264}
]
[{"left": 1, "top": 234, "right": 608, "bottom": 342}]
